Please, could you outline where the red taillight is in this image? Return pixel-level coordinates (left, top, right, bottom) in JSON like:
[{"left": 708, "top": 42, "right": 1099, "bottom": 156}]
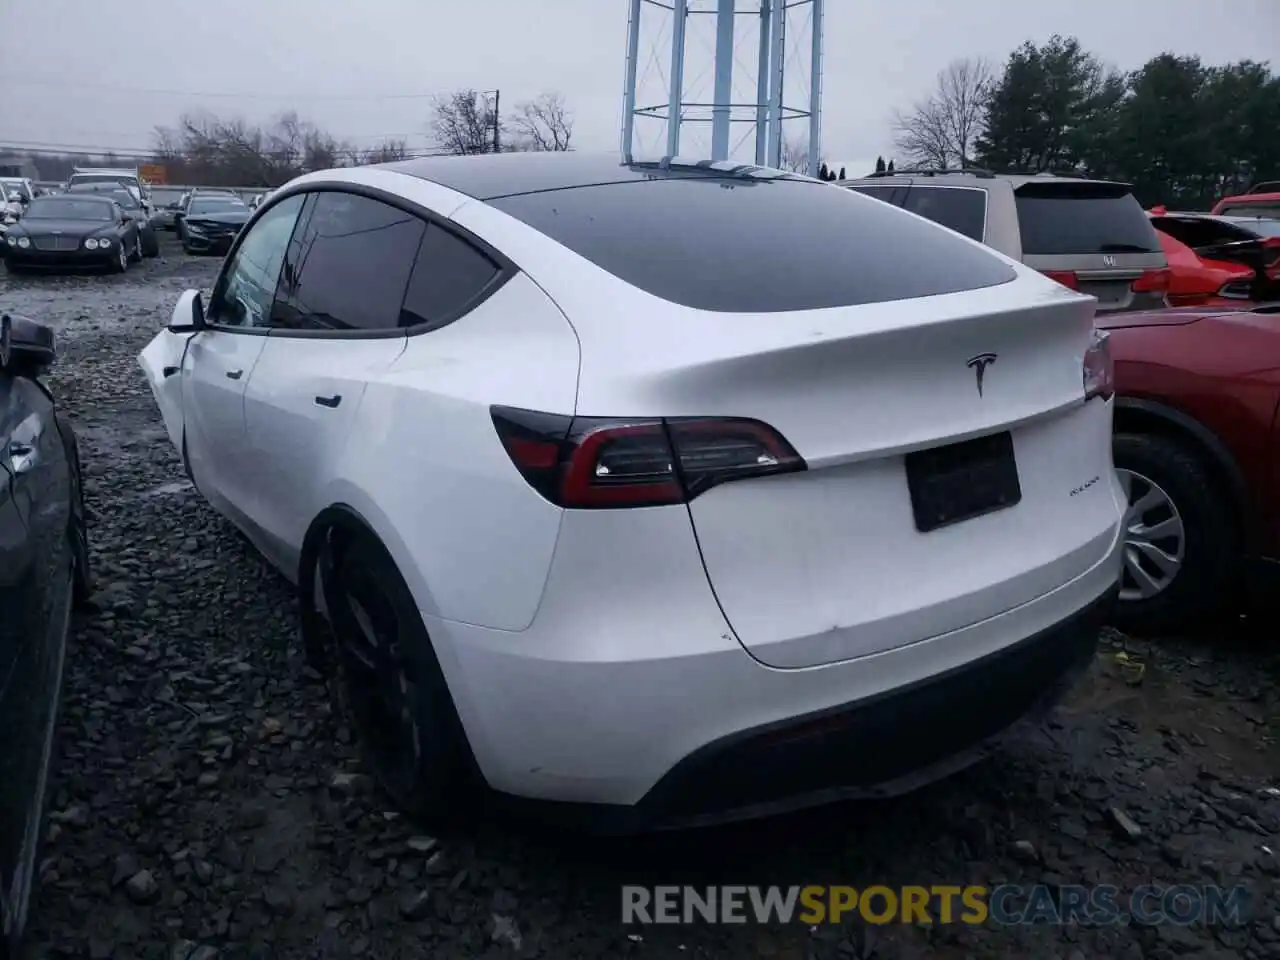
[
  {"left": 1042, "top": 270, "right": 1080, "bottom": 290},
  {"left": 490, "top": 406, "right": 807, "bottom": 509},
  {"left": 1131, "top": 268, "right": 1170, "bottom": 293}
]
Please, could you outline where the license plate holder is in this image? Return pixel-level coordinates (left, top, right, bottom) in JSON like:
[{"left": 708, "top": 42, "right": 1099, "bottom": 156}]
[{"left": 905, "top": 431, "right": 1021, "bottom": 533}]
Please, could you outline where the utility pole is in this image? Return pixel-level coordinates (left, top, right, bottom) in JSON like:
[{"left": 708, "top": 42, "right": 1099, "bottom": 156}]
[{"left": 492, "top": 89, "right": 501, "bottom": 153}]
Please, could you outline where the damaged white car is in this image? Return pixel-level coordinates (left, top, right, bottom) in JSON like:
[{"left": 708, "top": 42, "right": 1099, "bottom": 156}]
[{"left": 140, "top": 154, "right": 1125, "bottom": 832}]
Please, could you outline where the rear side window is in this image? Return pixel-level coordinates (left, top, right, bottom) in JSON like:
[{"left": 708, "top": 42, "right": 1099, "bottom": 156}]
[
  {"left": 489, "top": 178, "right": 1015, "bottom": 312},
  {"left": 400, "top": 224, "right": 502, "bottom": 330},
  {"left": 271, "top": 191, "right": 425, "bottom": 332},
  {"left": 1015, "top": 183, "right": 1160, "bottom": 256},
  {"left": 900, "top": 186, "right": 986, "bottom": 241}
]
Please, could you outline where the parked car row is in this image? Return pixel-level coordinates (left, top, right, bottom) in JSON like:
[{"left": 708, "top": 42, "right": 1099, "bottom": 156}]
[{"left": 4, "top": 152, "right": 1279, "bottom": 953}]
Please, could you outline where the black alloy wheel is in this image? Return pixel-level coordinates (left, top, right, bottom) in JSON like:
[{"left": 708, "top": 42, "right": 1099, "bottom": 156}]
[{"left": 316, "top": 529, "right": 475, "bottom": 825}]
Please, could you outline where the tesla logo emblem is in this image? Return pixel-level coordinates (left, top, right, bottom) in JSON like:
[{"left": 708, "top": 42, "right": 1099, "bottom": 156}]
[
  {"left": 966, "top": 353, "right": 998, "bottom": 396},
  {"left": 1102, "top": 254, "right": 1117, "bottom": 267}
]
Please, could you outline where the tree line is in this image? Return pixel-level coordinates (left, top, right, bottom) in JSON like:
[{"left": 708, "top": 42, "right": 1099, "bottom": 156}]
[
  {"left": 892, "top": 35, "right": 1279, "bottom": 208},
  {"left": 14, "top": 89, "right": 573, "bottom": 187}
]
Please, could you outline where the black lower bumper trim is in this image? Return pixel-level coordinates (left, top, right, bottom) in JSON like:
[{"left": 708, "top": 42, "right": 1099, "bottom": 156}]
[{"left": 492, "top": 588, "right": 1115, "bottom": 834}]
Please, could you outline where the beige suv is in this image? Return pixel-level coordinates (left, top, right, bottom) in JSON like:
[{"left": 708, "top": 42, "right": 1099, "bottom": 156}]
[{"left": 839, "top": 168, "right": 1169, "bottom": 313}]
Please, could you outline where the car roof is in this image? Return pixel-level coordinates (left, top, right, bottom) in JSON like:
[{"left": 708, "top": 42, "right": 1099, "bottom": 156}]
[
  {"left": 839, "top": 170, "right": 1131, "bottom": 190},
  {"left": 378, "top": 151, "right": 813, "bottom": 201}
]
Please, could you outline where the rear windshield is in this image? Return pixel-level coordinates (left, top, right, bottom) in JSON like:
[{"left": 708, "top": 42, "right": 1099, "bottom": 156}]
[
  {"left": 1219, "top": 203, "right": 1280, "bottom": 220},
  {"left": 847, "top": 184, "right": 898, "bottom": 203},
  {"left": 1015, "top": 183, "right": 1160, "bottom": 256},
  {"left": 901, "top": 186, "right": 987, "bottom": 241},
  {"left": 488, "top": 177, "right": 1015, "bottom": 312}
]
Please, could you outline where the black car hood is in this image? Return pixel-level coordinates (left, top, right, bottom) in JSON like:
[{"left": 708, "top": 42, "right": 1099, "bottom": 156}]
[
  {"left": 186, "top": 210, "right": 250, "bottom": 225},
  {"left": 11, "top": 218, "right": 117, "bottom": 236}
]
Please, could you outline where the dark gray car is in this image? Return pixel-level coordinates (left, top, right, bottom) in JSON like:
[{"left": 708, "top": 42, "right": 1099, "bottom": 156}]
[
  {"left": 0, "top": 313, "right": 90, "bottom": 958},
  {"left": 840, "top": 169, "right": 1170, "bottom": 313}
]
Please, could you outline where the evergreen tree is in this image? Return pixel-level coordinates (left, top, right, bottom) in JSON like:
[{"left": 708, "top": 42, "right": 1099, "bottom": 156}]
[
  {"left": 886, "top": 159, "right": 895, "bottom": 173},
  {"left": 875, "top": 156, "right": 886, "bottom": 173},
  {"left": 839, "top": 166, "right": 847, "bottom": 179}
]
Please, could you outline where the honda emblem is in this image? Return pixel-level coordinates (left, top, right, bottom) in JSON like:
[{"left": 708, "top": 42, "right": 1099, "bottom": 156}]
[{"left": 1102, "top": 254, "right": 1117, "bottom": 267}]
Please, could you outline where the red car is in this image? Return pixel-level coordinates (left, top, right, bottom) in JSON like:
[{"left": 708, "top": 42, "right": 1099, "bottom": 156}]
[
  {"left": 1101, "top": 303, "right": 1280, "bottom": 632},
  {"left": 1212, "top": 181, "right": 1280, "bottom": 219},
  {"left": 1148, "top": 209, "right": 1280, "bottom": 307}
]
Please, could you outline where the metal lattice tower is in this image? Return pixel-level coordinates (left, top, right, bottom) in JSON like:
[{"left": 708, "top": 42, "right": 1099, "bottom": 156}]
[{"left": 620, "top": 0, "right": 824, "bottom": 175}]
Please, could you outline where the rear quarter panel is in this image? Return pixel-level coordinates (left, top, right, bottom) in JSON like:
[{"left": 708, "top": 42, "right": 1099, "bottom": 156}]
[{"left": 1109, "top": 313, "right": 1280, "bottom": 556}]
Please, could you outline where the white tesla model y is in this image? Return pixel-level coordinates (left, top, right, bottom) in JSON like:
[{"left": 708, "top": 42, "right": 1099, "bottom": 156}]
[{"left": 140, "top": 153, "right": 1125, "bottom": 831}]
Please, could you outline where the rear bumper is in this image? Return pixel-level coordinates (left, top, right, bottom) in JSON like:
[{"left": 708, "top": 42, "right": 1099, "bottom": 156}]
[
  {"left": 426, "top": 507, "right": 1124, "bottom": 828},
  {"left": 499, "top": 588, "right": 1111, "bottom": 833}
]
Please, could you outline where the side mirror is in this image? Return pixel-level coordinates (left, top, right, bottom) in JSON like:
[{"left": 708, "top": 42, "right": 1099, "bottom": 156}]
[
  {"left": 169, "top": 290, "right": 206, "bottom": 334},
  {"left": 0, "top": 313, "right": 56, "bottom": 375}
]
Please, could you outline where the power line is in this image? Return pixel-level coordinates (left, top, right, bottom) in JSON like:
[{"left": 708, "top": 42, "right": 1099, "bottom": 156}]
[{"left": 0, "top": 74, "right": 440, "bottom": 102}]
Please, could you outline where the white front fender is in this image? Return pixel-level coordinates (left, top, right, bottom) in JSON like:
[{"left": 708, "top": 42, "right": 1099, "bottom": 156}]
[{"left": 138, "top": 328, "right": 192, "bottom": 452}]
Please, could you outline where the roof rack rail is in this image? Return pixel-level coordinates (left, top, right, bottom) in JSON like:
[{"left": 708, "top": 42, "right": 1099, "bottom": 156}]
[
  {"left": 1247, "top": 180, "right": 1280, "bottom": 194},
  {"left": 863, "top": 166, "right": 995, "bottom": 179}
]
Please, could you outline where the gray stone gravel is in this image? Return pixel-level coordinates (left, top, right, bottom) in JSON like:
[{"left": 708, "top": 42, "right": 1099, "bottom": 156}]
[{"left": 2, "top": 237, "right": 1278, "bottom": 960}]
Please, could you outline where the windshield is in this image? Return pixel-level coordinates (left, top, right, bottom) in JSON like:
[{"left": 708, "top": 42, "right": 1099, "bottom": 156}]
[
  {"left": 189, "top": 197, "right": 247, "bottom": 216},
  {"left": 69, "top": 187, "right": 139, "bottom": 209},
  {"left": 26, "top": 198, "right": 113, "bottom": 221}
]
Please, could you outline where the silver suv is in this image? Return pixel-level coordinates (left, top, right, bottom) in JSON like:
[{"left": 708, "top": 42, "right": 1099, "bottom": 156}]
[{"left": 839, "top": 168, "right": 1169, "bottom": 313}]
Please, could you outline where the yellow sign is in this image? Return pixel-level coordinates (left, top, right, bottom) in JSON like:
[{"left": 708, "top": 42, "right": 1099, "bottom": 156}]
[{"left": 139, "top": 163, "right": 167, "bottom": 186}]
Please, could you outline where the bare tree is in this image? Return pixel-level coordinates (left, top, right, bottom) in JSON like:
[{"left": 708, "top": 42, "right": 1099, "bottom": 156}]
[
  {"left": 361, "top": 139, "right": 411, "bottom": 164},
  {"left": 509, "top": 92, "right": 573, "bottom": 152},
  {"left": 779, "top": 134, "right": 810, "bottom": 172},
  {"left": 893, "top": 57, "right": 993, "bottom": 169},
  {"left": 430, "top": 90, "right": 501, "bottom": 155}
]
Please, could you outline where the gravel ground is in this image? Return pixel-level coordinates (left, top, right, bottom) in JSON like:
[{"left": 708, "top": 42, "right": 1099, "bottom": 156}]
[{"left": 2, "top": 235, "right": 1279, "bottom": 960}]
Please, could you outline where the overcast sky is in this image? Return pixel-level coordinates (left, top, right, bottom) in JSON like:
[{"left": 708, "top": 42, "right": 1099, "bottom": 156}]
[{"left": 1, "top": 0, "right": 1276, "bottom": 176}]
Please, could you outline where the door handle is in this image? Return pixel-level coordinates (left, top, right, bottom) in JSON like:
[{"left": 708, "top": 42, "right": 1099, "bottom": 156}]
[
  {"left": 225, "top": 369, "right": 243, "bottom": 380},
  {"left": 314, "top": 394, "right": 341, "bottom": 408},
  {"left": 163, "top": 365, "right": 179, "bottom": 378},
  {"left": 8, "top": 441, "right": 38, "bottom": 474}
]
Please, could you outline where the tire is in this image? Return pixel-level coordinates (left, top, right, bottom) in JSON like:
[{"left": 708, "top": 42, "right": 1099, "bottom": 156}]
[
  {"left": 143, "top": 229, "right": 160, "bottom": 258},
  {"left": 316, "top": 528, "right": 477, "bottom": 826},
  {"left": 113, "top": 240, "right": 128, "bottom": 273},
  {"left": 129, "top": 233, "right": 143, "bottom": 263},
  {"left": 1111, "top": 432, "right": 1238, "bottom": 634}
]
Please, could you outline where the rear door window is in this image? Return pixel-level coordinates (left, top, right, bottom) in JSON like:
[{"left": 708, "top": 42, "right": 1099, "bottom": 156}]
[
  {"left": 270, "top": 191, "right": 425, "bottom": 332},
  {"left": 900, "top": 186, "right": 987, "bottom": 241},
  {"left": 489, "top": 176, "right": 1015, "bottom": 313},
  {"left": 1015, "top": 183, "right": 1160, "bottom": 256}
]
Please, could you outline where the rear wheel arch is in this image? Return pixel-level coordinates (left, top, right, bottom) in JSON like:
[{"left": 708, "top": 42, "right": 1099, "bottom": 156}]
[
  {"left": 296, "top": 504, "right": 437, "bottom": 671},
  {"left": 1112, "top": 397, "right": 1247, "bottom": 534}
]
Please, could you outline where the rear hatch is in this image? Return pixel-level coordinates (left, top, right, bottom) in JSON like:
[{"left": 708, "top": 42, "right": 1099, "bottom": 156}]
[
  {"left": 485, "top": 170, "right": 1124, "bottom": 670},
  {"left": 1014, "top": 180, "right": 1168, "bottom": 312}
]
